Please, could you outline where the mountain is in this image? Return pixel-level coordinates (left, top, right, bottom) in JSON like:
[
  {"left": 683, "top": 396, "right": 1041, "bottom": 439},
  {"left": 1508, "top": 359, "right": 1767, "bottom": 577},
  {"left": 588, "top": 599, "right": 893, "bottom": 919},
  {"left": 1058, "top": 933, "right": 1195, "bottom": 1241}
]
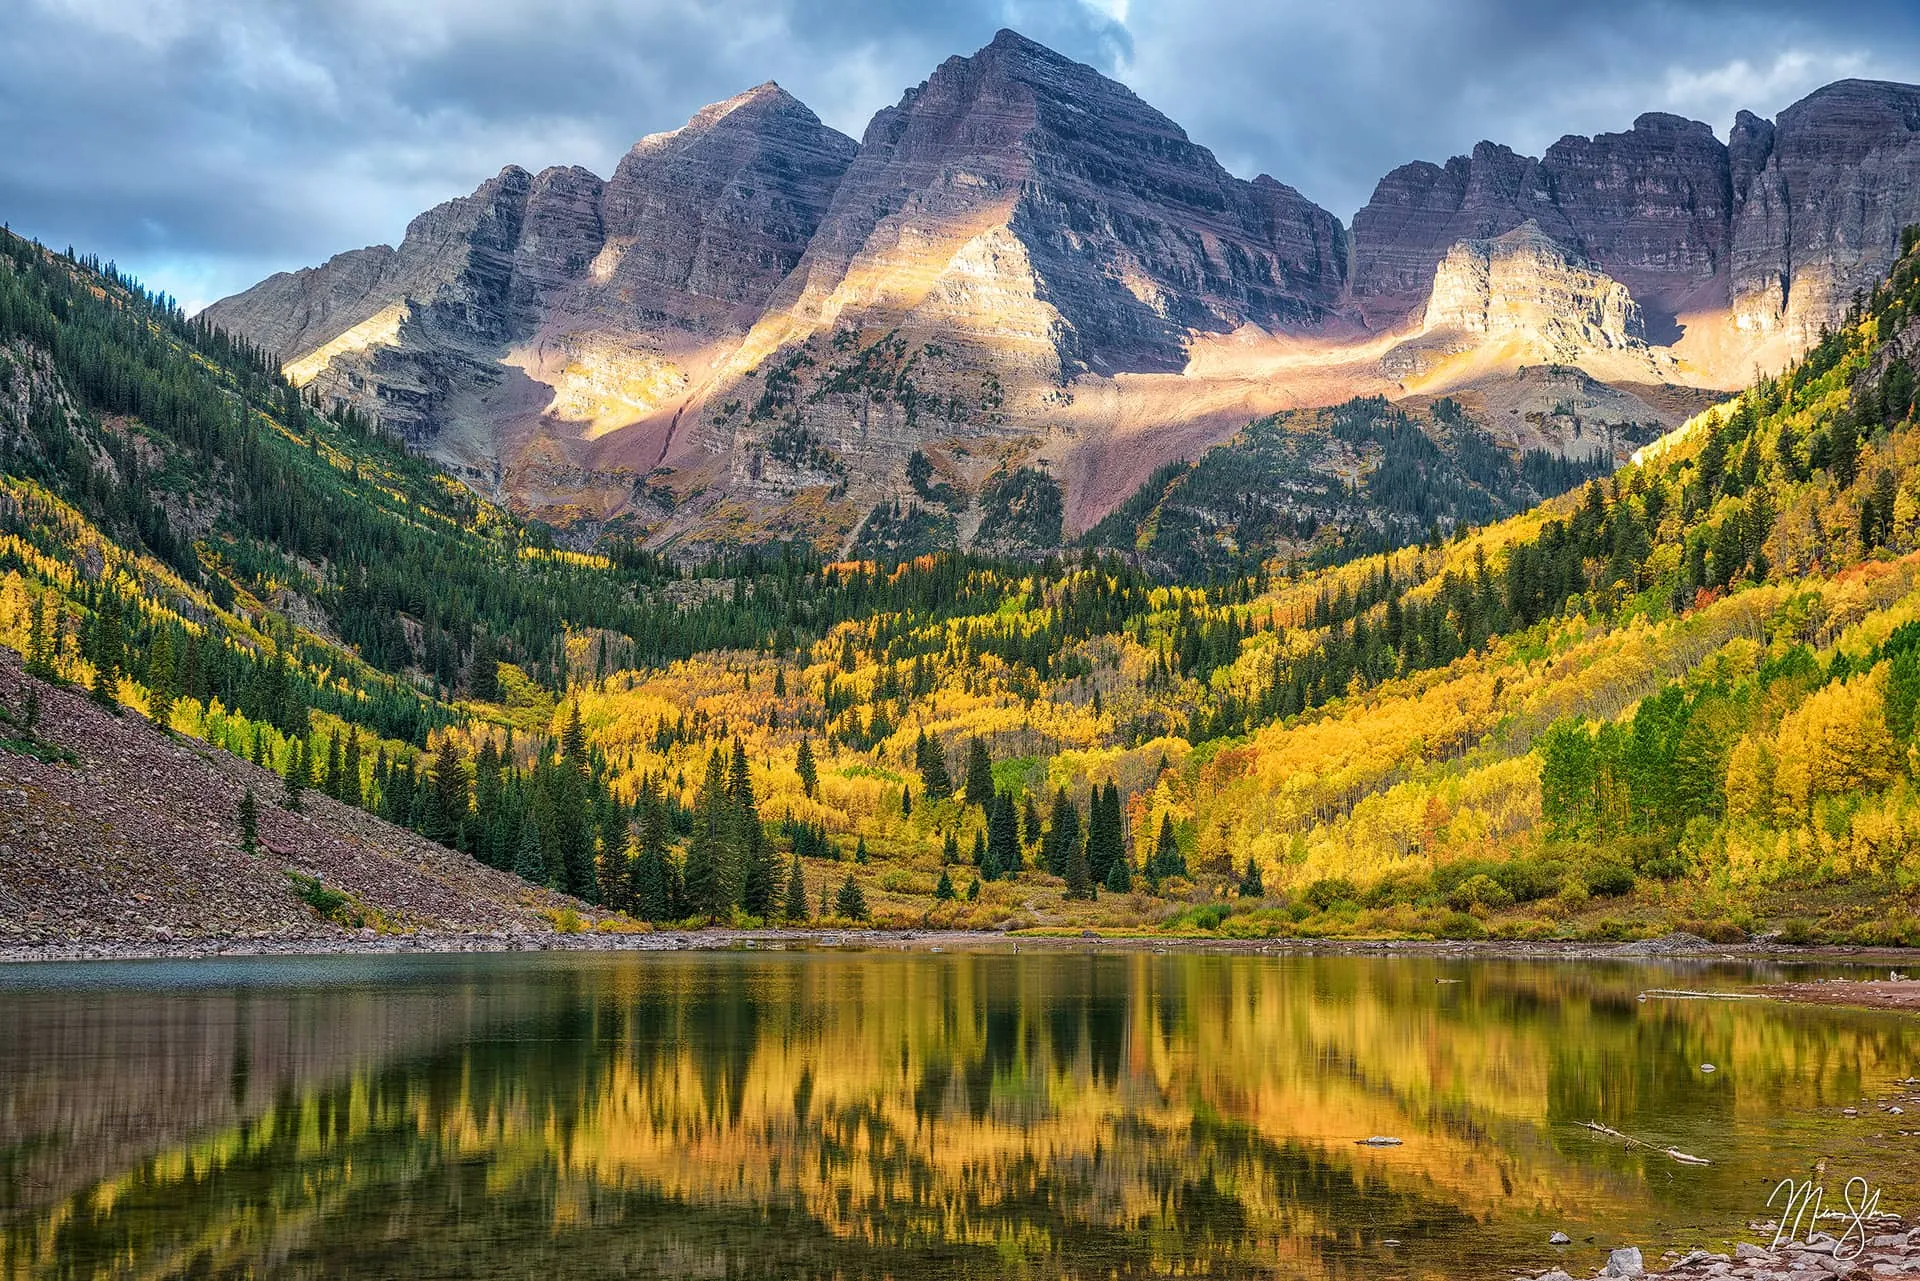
[
  {"left": 10, "top": 219, "right": 1920, "bottom": 945},
  {"left": 1349, "top": 82, "right": 1920, "bottom": 352},
  {"left": 205, "top": 43, "right": 1920, "bottom": 560},
  {"left": 207, "top": 84, "right": 858, "bottom": 506}
]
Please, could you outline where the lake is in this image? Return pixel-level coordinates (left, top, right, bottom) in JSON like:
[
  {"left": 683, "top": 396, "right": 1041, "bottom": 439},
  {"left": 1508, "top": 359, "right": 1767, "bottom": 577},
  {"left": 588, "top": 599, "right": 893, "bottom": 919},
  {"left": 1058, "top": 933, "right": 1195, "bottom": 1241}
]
[{"left": 1, "top": 947, "right": 1914, "bottom": 1279}]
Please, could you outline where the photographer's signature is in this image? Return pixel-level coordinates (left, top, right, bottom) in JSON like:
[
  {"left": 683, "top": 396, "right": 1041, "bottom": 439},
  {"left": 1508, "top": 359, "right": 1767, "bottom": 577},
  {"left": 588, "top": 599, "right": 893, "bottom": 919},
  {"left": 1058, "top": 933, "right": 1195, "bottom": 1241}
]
[{"left": 1766, "top": 1173, "right": 1885, "bottom": 1261}]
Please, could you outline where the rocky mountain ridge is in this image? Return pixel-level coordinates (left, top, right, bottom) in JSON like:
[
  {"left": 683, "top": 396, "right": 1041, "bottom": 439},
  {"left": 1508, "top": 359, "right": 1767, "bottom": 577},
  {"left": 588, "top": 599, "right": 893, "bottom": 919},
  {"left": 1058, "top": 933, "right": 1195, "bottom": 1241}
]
[{"left": 204, "top": 32, "right": 1920, "bottom": 553}]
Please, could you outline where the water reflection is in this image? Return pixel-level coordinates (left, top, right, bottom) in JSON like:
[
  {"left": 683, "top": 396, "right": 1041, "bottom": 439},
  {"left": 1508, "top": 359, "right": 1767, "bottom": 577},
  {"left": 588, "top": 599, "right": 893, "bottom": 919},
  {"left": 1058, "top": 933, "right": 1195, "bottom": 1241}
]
[{"left": 1, "top": 951, "right": 1915, "bottom": 1279}]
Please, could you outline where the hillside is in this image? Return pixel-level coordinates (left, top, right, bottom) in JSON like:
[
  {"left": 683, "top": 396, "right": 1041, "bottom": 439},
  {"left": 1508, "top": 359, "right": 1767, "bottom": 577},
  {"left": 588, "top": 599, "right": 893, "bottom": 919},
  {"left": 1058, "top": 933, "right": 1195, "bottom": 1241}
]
[
  {"left": 0, "top": 648, "right": 588, "bottom": 947},
  {"left": 6, "top": 224, "right": 1920, "bottom": 947},
  {"left": 203, "top": 31, "right": 1920, "bottom": 555},
  {"left": 1081, "top": 393, "right": 1622, "bottom": 579}
]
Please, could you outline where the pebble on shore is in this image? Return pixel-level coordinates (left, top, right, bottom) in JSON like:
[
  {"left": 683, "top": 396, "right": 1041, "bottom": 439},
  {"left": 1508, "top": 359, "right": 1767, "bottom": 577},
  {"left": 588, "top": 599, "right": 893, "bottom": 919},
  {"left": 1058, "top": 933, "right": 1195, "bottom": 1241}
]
[{"left": 1528, "top": 1221, "right": 1917, "bottom": 1281}]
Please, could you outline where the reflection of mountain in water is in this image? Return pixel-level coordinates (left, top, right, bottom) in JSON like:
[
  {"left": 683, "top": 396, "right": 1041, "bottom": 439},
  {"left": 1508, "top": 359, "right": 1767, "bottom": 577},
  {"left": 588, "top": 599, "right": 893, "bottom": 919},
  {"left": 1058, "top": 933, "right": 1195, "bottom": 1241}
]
[{"left": 1, "top": 952, "right": 1914, "bottom": 1279}]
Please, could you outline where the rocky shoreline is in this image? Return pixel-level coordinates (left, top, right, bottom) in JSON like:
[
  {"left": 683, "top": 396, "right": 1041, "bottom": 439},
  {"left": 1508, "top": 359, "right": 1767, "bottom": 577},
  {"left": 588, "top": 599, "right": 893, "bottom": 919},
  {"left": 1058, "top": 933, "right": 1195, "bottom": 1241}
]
[
  {"left": 6, "top": 926, "right": 1920, "bottom": 972},
  {"left": 1530, "top": 1222, "right": 1919, "bottom": 1280}
]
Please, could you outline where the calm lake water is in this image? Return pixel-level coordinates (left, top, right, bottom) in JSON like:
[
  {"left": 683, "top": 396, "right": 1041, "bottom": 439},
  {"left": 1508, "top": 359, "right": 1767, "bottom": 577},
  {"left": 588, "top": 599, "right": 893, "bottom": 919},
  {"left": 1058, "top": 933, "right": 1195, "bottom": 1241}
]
[{"left": 1, "top": 948, "right": 1915, "bottom": 1279}]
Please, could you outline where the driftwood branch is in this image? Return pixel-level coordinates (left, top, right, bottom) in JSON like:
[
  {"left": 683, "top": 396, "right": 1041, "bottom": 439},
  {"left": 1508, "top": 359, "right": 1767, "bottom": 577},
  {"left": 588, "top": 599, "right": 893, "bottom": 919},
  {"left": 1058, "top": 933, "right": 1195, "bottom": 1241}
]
[{"left": 1584, "top": 1121, "right": 1712, "bottom": 1165}]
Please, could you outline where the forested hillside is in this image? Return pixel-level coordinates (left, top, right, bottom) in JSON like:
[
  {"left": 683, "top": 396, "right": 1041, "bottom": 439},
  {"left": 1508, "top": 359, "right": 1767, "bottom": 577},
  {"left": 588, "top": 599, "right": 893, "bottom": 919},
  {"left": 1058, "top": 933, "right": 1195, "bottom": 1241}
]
[
  {"left": 1083, "top": 395, "right": 1618, "bottom": 579},
  {"left": 6, "top": 224, "right": 1920, "bottom": 944}
]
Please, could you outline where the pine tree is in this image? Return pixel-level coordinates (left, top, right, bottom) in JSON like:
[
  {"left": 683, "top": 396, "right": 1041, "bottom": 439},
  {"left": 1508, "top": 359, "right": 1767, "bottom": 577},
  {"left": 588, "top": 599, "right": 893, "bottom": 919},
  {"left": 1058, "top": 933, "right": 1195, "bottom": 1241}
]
[
  {"left": 469, "top": 632, "right": 501, "bottom": 702},
  {"left": 855, "top": 835, "right": 869, "bottom": 864},
  {"left": 1239, "top": 858, "right": 1265, "bottom": 898},
  {"left": 341, "top": 726, "right": 363, "bottom": 809},
  {"left": 1086, "top": 783, "right": 1117, "bottom": 885},
  {"left": 145, "top": 626, "right": 176, "bottom": 714},
  {"left": 935, "top": 867, "right": 955, "bottom": 900},
  {"left": 562, "top": 701, "right": 588, "bottom": 763},
  {"left": 1043, "top": 788, "right": 1082, "bottom": 878},
  {"left": 731, "top": 738, "right": 775, "bottom": 917},
  {"left": 795, "top": 736, "right": 818, "bottom": 797},
  {"left": 470, "top": 739, "right": 501, "bottom": 863},
  {"left": 425, "top": 736, "right": 467, "bottom": 844},
  {"left": 324, "top": 733, "right": 343, "bottom": 800},
  {"left": 1103, "top": 845, "right": 1131, "bottom": 894},
  {"left": 598, "top": 803, "right": 633, "bottom": 913},
  {"left": 941, "top": 829, "right": 959, "bottom": 864},
  {"left": 545, "top": 714, "right": 597, "bottom": 902},
  {"left": 901, "top": 786, "right": 912, "bottom": 816},
  {"left": 1148, "top": 814, "right": 1185, "bottom": 884},
  {"left": 1023, "top": 794, "right": 1042, "bottom": 847},
  {"left": 683, "top": 748, "right": 728, "bottom": 920},
  {"left": 915, "top": 730, "right": 954, "bottom": 799},
  {"left": 513, "top": 817, "right": 546, "bottom": 885},
  {"left": 88, "top": 594, "right": 122, "bottom": 709},
  {"left": 963, "top": 737, "right": 994, "bottom": 809},
  {"left": 835, "top": 874, "right": 869, "bottom": 921},
  {"left": 966, "top": 877, "right": 980, "bottom": 902},
  {"left": 25, "top": 595, "right": 55, "bottom": 679},
  {"left": 282, "top": 737, "right": 307, "bottom": 812},
  {"left": 238, "top": 788, "right": 259, "bottom": 856},
  {"left": 1065, "top": 830, "right": 1095, "bottom": 901},
  {"left": 631, "top": 776, "right": 674, "bottom": 921},
  {"left": 782, "top": 849, "right": 810, "bottom": 923},
  {"left": 987, "top": 790, "right": 1021, "bottom": 878}
]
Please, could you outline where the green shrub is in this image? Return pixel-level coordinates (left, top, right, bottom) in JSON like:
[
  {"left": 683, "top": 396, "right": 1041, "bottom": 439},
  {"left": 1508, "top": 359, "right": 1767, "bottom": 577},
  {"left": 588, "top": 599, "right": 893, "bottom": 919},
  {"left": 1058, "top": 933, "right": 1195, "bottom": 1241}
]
[
  {"left": 1634, "top": 850, "right": 1689, "bottom": 881},
  {"left": 1363, "top": 870, "right": 1432, "bottom": 908},
  {"left": 1849, "top": 913, "right": 1920, "bottom": 947},
  {"left": 1220, "top": 909, "right": 1292, "bottom": 939},
  {"left": 1164, "top": 902, "right": 1230, "bottom": 932},
  {"left": 1778, "top": 917, "right": 1823, "bottom": 945},
  {"left": 1493, "top": 859, "right": 1565, "bottom": 903},
  {"left": 1584, "top": 862, "right": 1636, "bottom": 898},
  {"left": 1302, "top": 877, "right": 1358, "bottom": 911},
  {"left": 1447, "top": 873, "right": 1514, "bottom": 911},
  {"left": 1434, "top": 911, "right": 1486, "bottom": 940},
  {"left": 286, "top": 872, "right": 363, "bottom": 927},
  {"left": 1580, "top": 917, "right": 1633, "bottom": 942}
]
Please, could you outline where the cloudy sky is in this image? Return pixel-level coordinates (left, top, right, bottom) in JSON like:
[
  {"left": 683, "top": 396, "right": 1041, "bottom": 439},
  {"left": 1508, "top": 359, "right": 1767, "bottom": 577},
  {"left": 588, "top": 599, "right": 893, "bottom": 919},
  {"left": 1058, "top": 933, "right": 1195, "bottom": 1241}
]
[{"left": 4, "top": 0, "right": 1918, "bottom": 312}]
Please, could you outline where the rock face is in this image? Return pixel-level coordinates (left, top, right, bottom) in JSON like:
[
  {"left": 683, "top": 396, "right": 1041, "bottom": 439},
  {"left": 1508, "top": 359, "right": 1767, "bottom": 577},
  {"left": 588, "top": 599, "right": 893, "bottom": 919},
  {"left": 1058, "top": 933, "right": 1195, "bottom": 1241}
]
[
  {"left": 1421, "top": 222, "right": 1645, "bottom": 355},
  {"left": 684, "top": 28, "right": 1353, "bottom": 527},
  {"left": 1349, "top": 115, "right": 1734, "bottom": 335},
  {"left": 758, "top": 28, "right": 1347, "bottom": 377},
  {"left": 205, "top": 34, "right": 1920, "bottom": 552},
  {"left": 1730, "top": 79, "right": 1920, "bottom": 339},
  {"left": 1348, "top": 141, "right": 1543, "bottom": 330},
  {"left": 1351, "top": 82, "right": 1920, "bottom": 345},
  {"left": 206, "top": 85, "right": 857, "bottom": 464}
]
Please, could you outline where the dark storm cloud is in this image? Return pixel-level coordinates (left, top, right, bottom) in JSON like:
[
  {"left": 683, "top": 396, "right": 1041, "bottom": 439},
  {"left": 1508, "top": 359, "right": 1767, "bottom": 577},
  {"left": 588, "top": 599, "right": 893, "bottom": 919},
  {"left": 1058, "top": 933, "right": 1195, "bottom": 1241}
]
[{"left": 1, "top": 0, "right": 1915, "bottom": 311}]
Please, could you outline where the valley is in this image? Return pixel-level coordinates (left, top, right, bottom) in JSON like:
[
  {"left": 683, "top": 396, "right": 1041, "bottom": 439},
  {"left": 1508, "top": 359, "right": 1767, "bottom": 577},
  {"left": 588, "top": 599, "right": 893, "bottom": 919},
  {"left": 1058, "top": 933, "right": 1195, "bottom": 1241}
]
[{"left": 6, "top": 222, "right": 1920, "bottom": 949}]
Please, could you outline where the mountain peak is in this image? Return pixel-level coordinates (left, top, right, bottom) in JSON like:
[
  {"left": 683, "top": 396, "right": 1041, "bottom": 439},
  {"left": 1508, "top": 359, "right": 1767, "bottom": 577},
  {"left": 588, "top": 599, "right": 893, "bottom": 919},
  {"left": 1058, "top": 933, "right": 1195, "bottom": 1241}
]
[
  {"left": 984, "top": 27, "right": 1052, "bottom": 57},
  {"left": 629, "top": 81, "right": 843, "bottom": 159},
  {"left": 964, "top": 26, "right": 1121, "bottom": 96}
]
